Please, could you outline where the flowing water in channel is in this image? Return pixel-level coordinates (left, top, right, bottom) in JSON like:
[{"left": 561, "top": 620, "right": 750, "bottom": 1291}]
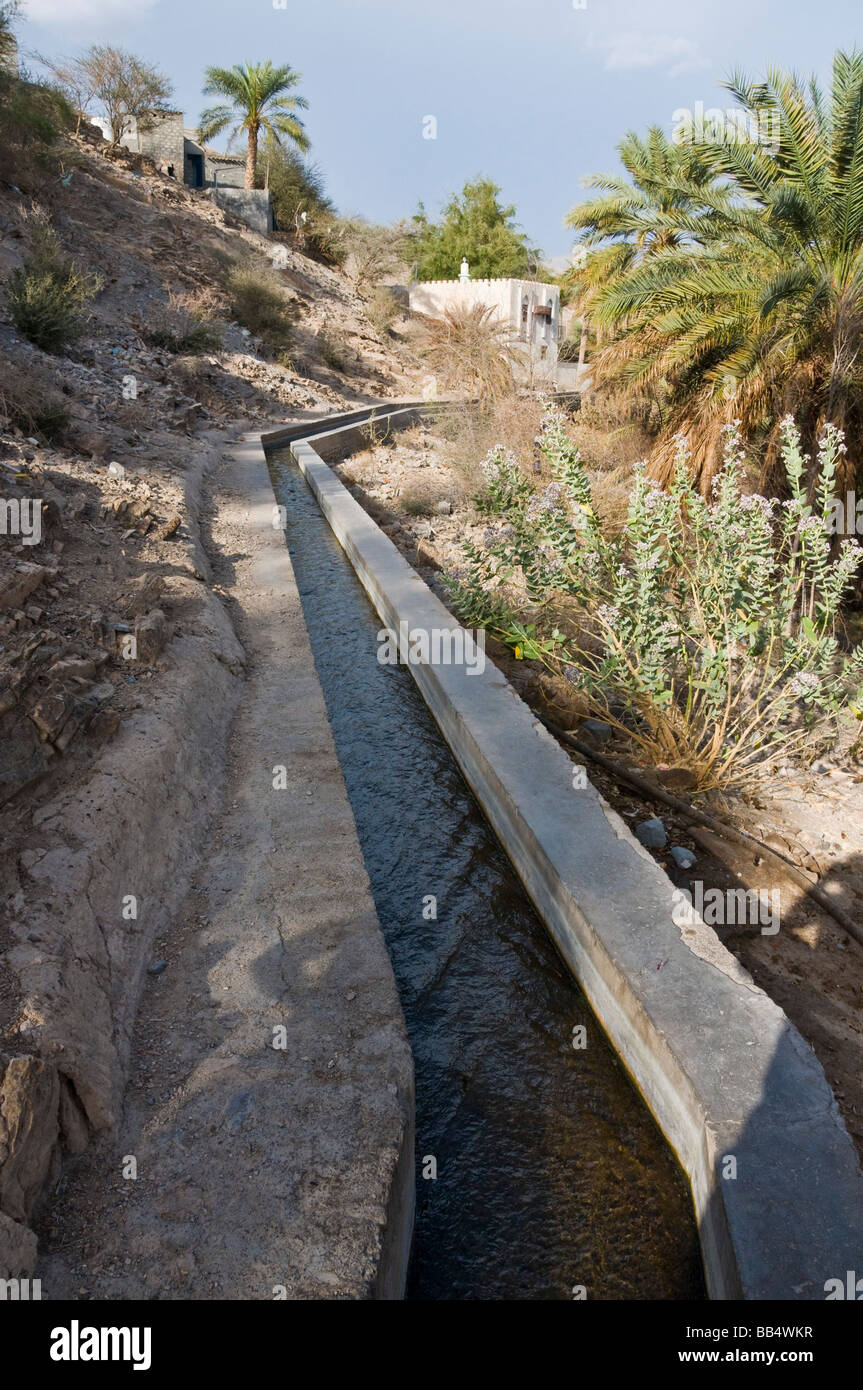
[{"left": 269, "top": 450, "right": 705, "bottom": 1301}]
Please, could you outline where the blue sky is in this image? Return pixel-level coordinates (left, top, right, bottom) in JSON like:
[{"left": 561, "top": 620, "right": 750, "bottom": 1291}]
[{"left": 17, "top": 0, "right": 863, "bottom": 258}]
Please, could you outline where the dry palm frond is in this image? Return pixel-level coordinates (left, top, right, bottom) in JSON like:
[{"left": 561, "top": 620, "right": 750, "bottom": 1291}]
[{"left": 417, "top": 303, "right": 524, "bottom": 404}]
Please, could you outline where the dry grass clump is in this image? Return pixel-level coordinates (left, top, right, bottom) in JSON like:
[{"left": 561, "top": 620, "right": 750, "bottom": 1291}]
[
  {"left": 427, "top": 394, "right": 637, "bottom": 534},
  {"left": 401, "top": 486, "right": 439, "bottom": 517},
  {"left": 224, "top": 263, "right": 293, "bottom": 354},
  {"left": 567, "top": 394, "right": 654, "bottom": 474},
  {"left": 0, "top": 350, "right": 69, "bottom": 441},
  {"left": 147, "top": 288, "right": 223, "bottom": 354},
  {"left": 316, "top": 329, "right": 347, "bottom": 372},
  {"left": 366, "top": 286, "right": 400, "bottom": 337}
]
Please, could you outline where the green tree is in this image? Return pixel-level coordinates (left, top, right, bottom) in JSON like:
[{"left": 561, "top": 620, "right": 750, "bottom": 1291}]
[
  {"left": 566, "top": 51, "right": 863, "bottom": 491},
  {"left": 563, "top": 127, "right": 717, "bottom": 433},
  {"left": 410, "top": 177, "right": 540, "bottom": 280},
  {"left": 1, "top": 4, "right": 75, "bottom": 184},
  {"left": 259, "top": 137, "right": 331, "bottom": 225},
  {"left": 199, "top": 61, "right": 309, "bottom": 190}
]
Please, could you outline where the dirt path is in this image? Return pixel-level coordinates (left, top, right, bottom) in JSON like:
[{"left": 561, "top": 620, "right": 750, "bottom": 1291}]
[{"left": 35, "top": 431, "right": 413, "bottom": 1300}]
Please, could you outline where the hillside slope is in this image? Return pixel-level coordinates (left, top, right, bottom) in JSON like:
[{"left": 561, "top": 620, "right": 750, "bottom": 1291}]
[{"left": 0, "top": 138, "right": 418, "bottom": 1275}]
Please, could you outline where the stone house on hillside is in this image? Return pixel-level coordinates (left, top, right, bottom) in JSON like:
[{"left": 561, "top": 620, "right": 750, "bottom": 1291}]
[
  {"left": 409, "top": 264, "right": 562, "bottom": 380},
  {"left": 92, "top": 109, "right": 274, "bottom": 235}
]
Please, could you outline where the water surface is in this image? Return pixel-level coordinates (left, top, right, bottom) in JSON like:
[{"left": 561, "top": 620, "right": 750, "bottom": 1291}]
[{"left": 270, "top": 450, "right": 705, "bottom": 1301}]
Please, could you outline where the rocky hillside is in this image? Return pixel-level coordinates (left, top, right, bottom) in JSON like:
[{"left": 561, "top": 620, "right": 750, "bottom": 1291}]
[
  {"left": 0, "top": 133, "right": 418, "bottom": 1273},
  {"left": 0, "top": 134, "right": 414, "bottom": 820}
]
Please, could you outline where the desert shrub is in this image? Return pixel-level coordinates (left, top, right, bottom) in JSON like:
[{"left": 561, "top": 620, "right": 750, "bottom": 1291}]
[
  {"left": 566, "top": 393, "right": 655, "bottom": 474},
  {"left": 274, "top": 212, "right": 348, "bottom": 267},
  {"left": 418, "top": 304, "right": 523, "bottom": 404},
  {"left": 402, "top": 488, "right": 438, "bottom": 517},
  {"left": 303, "top": 214, "right": 349, "bottom": 266},
  {"left": 0, "top": 8, "right": 74, "bottom": 188},
  {"left": 338, "top": 217, "right": 409, "bottom": 290},
  {"left": 432, "top": 397, "right": 543, "bottom": 484},
  {"left": 147, "top": 289, "right": 223, "bottom": 354},
  {"left": 3, "top": 220, "right": 98, "bottom": 352},
  {"left": 445, "top": 402, "right": 863, "bottom": 788},
  {"left": 431, "top": 396, "right": 634, "bottom": 528},
  {"left": 360, "top": 410, "right": 392, "bottom": 448},
  {"left": 225, "top": 264, "right": 292, "bottom": 352},
  {"left": 316, "top": 329, "right": 346, "bottom": 372},
  {"left": 366, "top": 286, "right": 400, "bottom": 337},
  {"left": 0, "top": 352, "right": 69, "bottom": 440}
]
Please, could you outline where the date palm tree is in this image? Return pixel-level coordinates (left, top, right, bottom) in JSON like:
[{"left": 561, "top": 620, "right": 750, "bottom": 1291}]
[
  {"left": 562, "top": 127, "right": 717, "bottom": 432},
  {"left": 567, "top": 50, "right": 863, "bottom": 493},
  {"left": 199, "top": 61, "right": 309, "bottom": 190}
]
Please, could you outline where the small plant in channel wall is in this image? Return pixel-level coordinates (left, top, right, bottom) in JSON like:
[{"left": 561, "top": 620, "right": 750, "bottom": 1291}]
[{"left": 444, "top": 400, "right": 863, "bottom": 788}]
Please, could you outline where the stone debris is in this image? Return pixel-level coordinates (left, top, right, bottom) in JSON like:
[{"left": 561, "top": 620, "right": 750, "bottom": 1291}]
[
  {"left": 133, "top": 609, "right": 168, "bottom": 664},
  {"left": 670, "top": 845, "right": 697, "bottom": 869},
  {"left": 635, "top": 817, "right": 668, "bottom": 850},
  {"left": 0, "top": 563, "right": 48, "bottom": 613}
]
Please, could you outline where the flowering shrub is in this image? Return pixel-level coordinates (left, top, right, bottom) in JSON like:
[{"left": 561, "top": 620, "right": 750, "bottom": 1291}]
[{"left": 444, "top": 402, "right": 863, "bottom": 788}]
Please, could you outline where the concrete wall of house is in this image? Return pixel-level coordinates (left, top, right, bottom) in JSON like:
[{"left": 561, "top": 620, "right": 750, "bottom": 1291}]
[
  {"left": 409, "top": 277, "right": 561, "bottom": 377},
  {"left": 128, "top": 111, "right": 186, "bottom": 171},
  {"left": 205, "top": 156, "right": 246, "bottom": 189},
  {"left": 92, "top": 111, "right": 245, "bottom": 193},
  {"left": 209, "top": 187, "right": 274, "bottom": 235}
]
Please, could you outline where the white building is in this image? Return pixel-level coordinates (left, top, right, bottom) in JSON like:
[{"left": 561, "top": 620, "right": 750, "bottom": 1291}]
[{"left": 409, "top": 264, "right": 561, "bottom": 380}]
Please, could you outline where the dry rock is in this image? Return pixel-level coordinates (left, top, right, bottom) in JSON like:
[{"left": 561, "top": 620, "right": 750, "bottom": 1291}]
[
  {"left": 0, "top": 1208, "right": 37, "bottom": 1279},
  {"left": 0, "top": 1054, "right": 60, "bottom": 1224},
  {"left": 121, "top": 573, "right": 165, "bottom": 617},
  {"left": 0, "top": 564, "right": 48, "bottom": 614},
  {"left": 134, "top": 608, "right": 168, "bottom": 663}
]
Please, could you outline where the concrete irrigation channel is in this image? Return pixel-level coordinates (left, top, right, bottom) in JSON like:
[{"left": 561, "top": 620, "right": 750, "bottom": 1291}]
[
  {"left": 260, "top": 401, "right": 863, "bottom": 1301},
  {"left": 266, "top": 431, "right": 701, "bottom": 1301}
]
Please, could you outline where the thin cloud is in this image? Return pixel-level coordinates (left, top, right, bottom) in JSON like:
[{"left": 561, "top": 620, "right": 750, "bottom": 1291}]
[{"left": 589, "top": 32, "right": 710, "bottom": 78}]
